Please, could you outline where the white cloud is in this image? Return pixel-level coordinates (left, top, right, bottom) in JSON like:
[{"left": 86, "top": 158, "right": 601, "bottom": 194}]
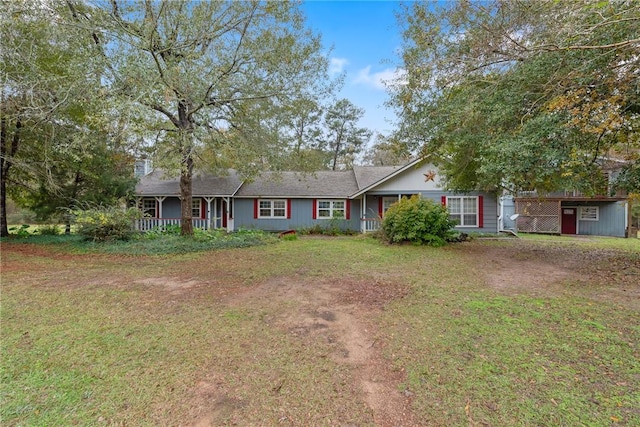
[
  {"left": 330, "top": 57, "right": 349, "bottom": 75},
  {"left": 354, "top": 66, "right": 407, "bottom": 90}
]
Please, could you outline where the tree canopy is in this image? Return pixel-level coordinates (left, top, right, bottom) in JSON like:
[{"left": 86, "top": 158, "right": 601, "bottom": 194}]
[
  {"left": 390, "top": 0, "right": 640, "bottom": 194},
  {"left": 64, "top": 0, "right": 337, "bottom": 234},
  {"left": 1, "top": 1, "right": 134, "bottom": 236}
]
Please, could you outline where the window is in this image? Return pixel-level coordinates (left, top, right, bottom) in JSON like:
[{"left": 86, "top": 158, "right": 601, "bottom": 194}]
[
  {"left": 317, "top": 200, "right": 345, "bottom": 219},
  {"left": 382, "top": 197, "right": 397, "bottom": 215},
  {"left": 446, "top": 196, "right": 478, "bottom": 227},
  {"left": 142, "top": 199, "right": 156, "bottom": 218},
  {"left": 579, "top": 206, "right": 599, "bottom": 221},
  {"left": 192, "top": 199, "right": 202, "bottom": 218},
  {"left": 259, "top": 199, "right": 287, "bottom": 218}
]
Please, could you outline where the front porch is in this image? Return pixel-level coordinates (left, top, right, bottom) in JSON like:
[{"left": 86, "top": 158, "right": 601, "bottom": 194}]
[
  {"left": 361, "top": 217, "right": 382, "bottom": 232},
  {"left": 135, "top": 218, "right": 216, "bottom": 232},
  {"left": 135, "top": 195, "right": 235, "bottom": 232}
]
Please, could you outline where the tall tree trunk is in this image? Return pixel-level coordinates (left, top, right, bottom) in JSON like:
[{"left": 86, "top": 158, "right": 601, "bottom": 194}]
[
  {"left": 0, "top": 114, "right": 20, "bottom": 237},
  {"left": 178, "top": 101, "right": 194, "bottom": 236},
  {"left": 180, "top": 154, "right": 194, "bottom": 236},
  {"left": 331, "top": 132, "right": 343, "bottom": 171}
]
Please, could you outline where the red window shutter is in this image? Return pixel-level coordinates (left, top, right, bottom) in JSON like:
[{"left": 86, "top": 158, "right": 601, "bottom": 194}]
[
  {"left": 254, "top": 199, "right": 258, "bottom": 219},
  {"left": 478, "top": 195, "right": 484, "bottom": 228},
  {"left": 441, "top": 196, "right": 447, "bottom": 207},
  {"left": 345, "top": 200, "right": 351, "bottom": 220},
  {"left": 287, "top": 199, "right": 292, "bottom": 219},
  {"left": 378, "top": 197, "right": 383, "bottom": 217},
  {"left": 312, "top": 199, "right": 317, "bottom": 219},
  {"left": 200, "top": 199, "right": 205, "bottom": 219}
]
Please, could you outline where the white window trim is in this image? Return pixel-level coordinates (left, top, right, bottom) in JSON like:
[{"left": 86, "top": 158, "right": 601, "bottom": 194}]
[
  {"left": 258, "top": 199, "right": 287, "bottom": 219},
  {"left": 446, "top": 196, "right": 479, "bottom": 228},
  {"left": 142, "top": 199, "right": 156, "bottom": 218},
  {"left": 579, "top": 206, "right": 599, "bottom": 221},
  {"left": 317, "top": 200, "right": 346, "bottom": 219},
  {"left": 382, "top": 196, "right": 397, "bottom": 217},
  {"left": 192, "top": 198, "right": 202, "bottom": 219}
]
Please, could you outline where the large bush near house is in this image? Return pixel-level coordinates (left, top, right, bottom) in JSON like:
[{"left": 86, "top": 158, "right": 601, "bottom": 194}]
[
  {"left": 71, "top": 206, "right": 141, "bottom": 242},
  {"left": 381, "top": 195, "right": 456, "bottom": 246}
]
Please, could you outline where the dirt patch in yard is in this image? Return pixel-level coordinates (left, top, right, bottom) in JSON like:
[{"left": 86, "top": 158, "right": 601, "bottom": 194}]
[
  {"left": 465, "top": 239, "right": 640, "bottom": 309},
  {"left": 2, "top": 237, "right": 638, "bottom": 426},
  {"left": 201, "top": 276, "right": 417, "bottom": 427}
]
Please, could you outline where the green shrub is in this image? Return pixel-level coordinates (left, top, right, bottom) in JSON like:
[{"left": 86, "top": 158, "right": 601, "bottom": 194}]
[
  {"left": 70, "top": 206, "right": 142, "bottom": 242},
  {"left": 8, "top": 224, "right": 31, "bottom": 237},
  {"left": 36, "top": 225, "right": 61, "bottom": 236},
  {"left": 381, "top": 195, "right": 456, "bottom": 246}
]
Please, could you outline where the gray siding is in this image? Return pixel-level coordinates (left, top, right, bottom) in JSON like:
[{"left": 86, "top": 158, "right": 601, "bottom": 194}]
[
  {"left": 234, "top": 198, "right": 361, "bottom": 232},
  {"left": 162, "top": 198, "right": 181, "bottom": 218},
  {"left": 361, "top": 191, "right": 499, "bottom": 233},
  {"left": 562, "top": 201, "right": 626, "bottom": 237}
]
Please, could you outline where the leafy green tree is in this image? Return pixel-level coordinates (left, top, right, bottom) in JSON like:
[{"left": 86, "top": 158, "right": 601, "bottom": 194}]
[
  {"left": 324, "top": 98, "right": 372, "bottom": 170},
  {"left": 390, "top": 0, "right": 640, "bottom": 194},
  {"left": 1, "top": 1, "right": 111, "bottom": 236},
  {"left": 362, "top": 133, "right": 412, "bottom": 166},
  {"left": 67, "top": 0, "right": 336, "bottom": 235},
  {"left": 12, "top": 141, "right": 136, "bottom": 233}
]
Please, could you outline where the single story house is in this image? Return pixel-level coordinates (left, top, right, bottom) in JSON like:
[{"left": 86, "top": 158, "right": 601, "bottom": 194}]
[{"left": 135, "top": 158, "right": 498, "bottom": 234}]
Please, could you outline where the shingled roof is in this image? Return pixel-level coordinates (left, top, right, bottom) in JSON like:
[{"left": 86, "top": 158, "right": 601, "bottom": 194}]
[
  {"left": 235, "top": 170, "right": 358, "bottom": 198},
  {"left": 135, "top": 169, "right": 243, "bottom": 197},
  {"left": 353, "top": 165, "right": 402, "bottom": 190},
  {"left": 136, "top": 163, "right": 415, "bottom": 198}
]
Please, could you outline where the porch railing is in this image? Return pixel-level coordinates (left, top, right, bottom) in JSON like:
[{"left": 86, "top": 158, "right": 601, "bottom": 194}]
[
  {"left": 135, "top": 218, "right": 211, "bottom": 232},
  {"left": 361, "top": 217, "right": 382, "bottom": 232}
]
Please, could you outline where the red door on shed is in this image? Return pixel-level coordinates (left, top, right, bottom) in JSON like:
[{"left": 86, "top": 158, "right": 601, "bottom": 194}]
[{"left": 561, "top": 208, "right": 577, "bottom": 234}]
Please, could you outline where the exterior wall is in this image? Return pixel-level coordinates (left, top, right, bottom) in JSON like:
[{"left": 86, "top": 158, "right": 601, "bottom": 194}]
[
  {"left": 155, "top": 197, "right": 209, "bottom": 220},
  {"left": 362, "top": 191, "right": 499, "bottom": 233},
  {"left": 162, "top": 198, "right": 181, "bottom": 218},
  {"left": 561, "top": 200, "right": 626, "bottom": 237},
  {"left": 234, "top": 198, "right": 361, "bottom": 232},
  {"left": 372, "top": 163, "right": 444, "bottom": 192}
]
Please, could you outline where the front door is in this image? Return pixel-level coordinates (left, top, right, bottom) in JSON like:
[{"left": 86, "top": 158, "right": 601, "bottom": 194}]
[
  {"left": 221, "top": 200, "right": 228, "bottom": 228},
  {"left": 561, "top": 208, "right": 577, "bottom": 234}
]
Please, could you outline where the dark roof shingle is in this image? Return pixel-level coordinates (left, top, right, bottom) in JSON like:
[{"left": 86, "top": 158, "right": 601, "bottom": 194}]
[
  {"left": 135, "top": 169, "right": 243, "bottom": 196},
  {"left": 235, "top": 170, "right": 358, "bottom": 198}
]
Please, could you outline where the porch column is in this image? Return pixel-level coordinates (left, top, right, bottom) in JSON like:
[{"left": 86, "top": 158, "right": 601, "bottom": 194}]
[
  {"left": 361, "top": 194, "right": 367, "bottom": 233},
  {"left": 135, "top": 197, "right": 142, "bottom": 231},
  {"left": 204, "top": 197, "right": 215, "bottom": 230},
  {"left": 213, "top": 198, "right": 218, "bottom": 229},
  {"left": 155, "top": 196, "right": 166, "bottom": 218}
]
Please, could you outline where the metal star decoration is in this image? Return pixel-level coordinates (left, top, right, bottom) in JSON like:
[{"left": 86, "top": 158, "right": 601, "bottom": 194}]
[{"left": 424, "top": 170, "right": 436, "bottom": 182}]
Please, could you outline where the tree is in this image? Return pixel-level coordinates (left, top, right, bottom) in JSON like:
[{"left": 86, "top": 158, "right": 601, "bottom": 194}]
[
  {"left": 390, "top": 0, "right": 640, "bottom": 194},
  {"left": 1, "top": 1, "right": 113, "bottom": 236},
  {"left": 12, "top": 141, "right": 136, "bottom": 233},
  {"left": 67, "top": 0, "right": 335, "bottom": 235},
  {"left": 362, "top": 133, "right": 412, "bottom": 166},
  {"left": 324, "top": 99, "right": 372, "bottom": 170}
]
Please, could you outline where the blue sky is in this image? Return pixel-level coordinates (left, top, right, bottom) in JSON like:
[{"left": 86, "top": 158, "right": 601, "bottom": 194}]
[{"left": 301, "top": 1, "right": 405, "bottom": 137}]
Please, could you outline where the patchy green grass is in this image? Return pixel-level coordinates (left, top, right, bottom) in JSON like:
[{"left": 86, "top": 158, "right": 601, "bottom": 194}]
[
  {"left": 1, "top": 235, "right": 638, "bottom": 426},
  {"left": 519, "top": 232, "right": 640, "bottom": 253}
]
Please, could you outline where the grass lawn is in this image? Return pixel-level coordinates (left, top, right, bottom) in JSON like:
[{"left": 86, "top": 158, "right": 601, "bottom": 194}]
[{"left": 1, "top": 235, "right": 638, "bottom": 426}]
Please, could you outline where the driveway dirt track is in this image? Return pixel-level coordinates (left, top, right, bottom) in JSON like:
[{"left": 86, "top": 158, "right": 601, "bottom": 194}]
[
  {"left": 2, "top": 237, "right": 638, "bottom": 426},
  {"left": 181, "top": 239, "right": 639, "bottom": 426}
]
